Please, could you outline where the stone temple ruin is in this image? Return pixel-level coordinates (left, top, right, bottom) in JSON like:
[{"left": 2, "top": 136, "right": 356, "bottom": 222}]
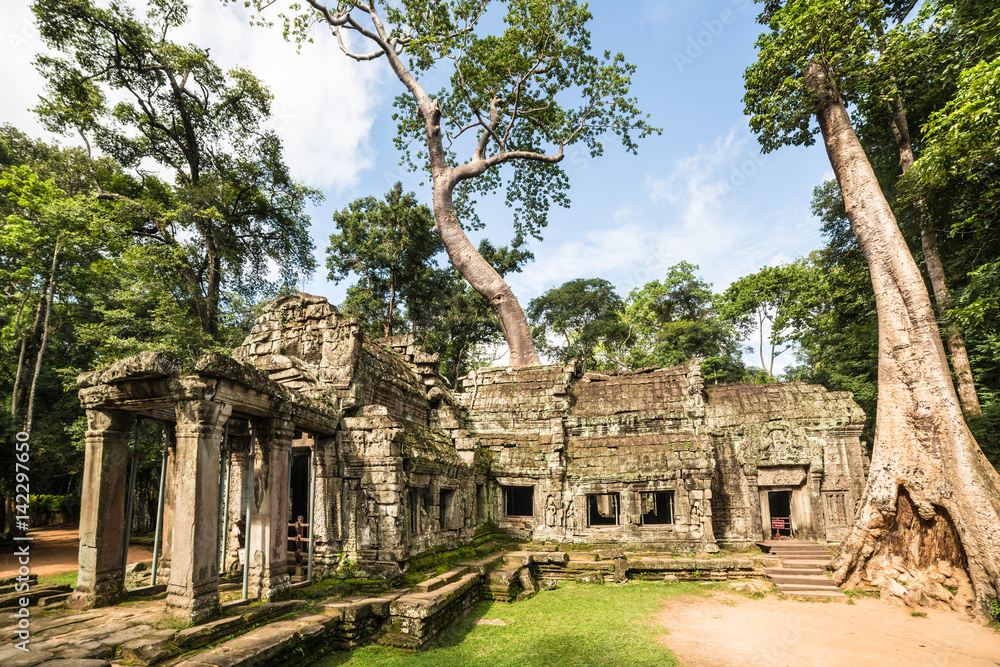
[{"left": 70, "top": 293, "right": 867, "bottom": 623}]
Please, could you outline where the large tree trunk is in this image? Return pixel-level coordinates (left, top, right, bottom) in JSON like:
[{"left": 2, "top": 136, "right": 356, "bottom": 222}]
[
  {"left": 431, "top": 180, "right": 540, "bottom": 367},
  {"left": 805, "top": 63, "right": 1000, "bottom": 622},
  {"left": 887, "top": 96, "right": 981, "bottom": 416}
]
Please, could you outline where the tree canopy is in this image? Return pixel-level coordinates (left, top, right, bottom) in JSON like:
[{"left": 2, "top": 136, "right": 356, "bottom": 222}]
[
  {"left": 240, "top": 0, "right": 659, "bottom": 365},
  {"left": 33, "top": 0, "right": 319, "bottom": 339}
]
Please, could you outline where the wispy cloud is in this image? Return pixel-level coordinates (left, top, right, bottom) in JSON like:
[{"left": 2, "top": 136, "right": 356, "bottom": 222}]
[{"left": 508, "top": 123, "right": 822, "bottom": 304}]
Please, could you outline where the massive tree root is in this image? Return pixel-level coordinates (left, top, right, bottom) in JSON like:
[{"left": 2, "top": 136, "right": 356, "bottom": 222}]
[{"left": 805, "top": 61, "right": 1000, "bottom": 622}]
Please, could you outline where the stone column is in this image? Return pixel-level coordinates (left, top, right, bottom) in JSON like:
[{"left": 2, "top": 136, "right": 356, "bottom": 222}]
[
  {"left": 809, "top": 468, "right": 826, "bottom": 541},
  {"left": 246, "top": 417, "right": 293, "bottom": 601},
  {"left": 312, "top": 436, "right": 341, "bottom": 571},
  {"left": 156, "top": 426, "right": 176, "bottom": 585},
  {"left": 223, "top": 446, "right": 248, "bottom": 573},
  {"left": 166, "top": 400, "right": 231, "bottom": 623},
  {"left": 69, "top": 409, "right": 135, "bottom": 610}
]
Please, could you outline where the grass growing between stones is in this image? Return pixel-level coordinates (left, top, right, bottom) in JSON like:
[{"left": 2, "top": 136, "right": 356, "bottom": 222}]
[
  {"left": 317, "top": 581, "right": 713, "bottom": 667},
  {"left": 37, "top": 569, "right": 77, "bottom": 588}
]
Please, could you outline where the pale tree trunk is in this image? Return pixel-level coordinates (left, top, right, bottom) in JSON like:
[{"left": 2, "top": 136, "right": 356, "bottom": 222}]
[
  {"left": 9, "top": 290, "right": 36, "bottom": 419},
  {"left": 887, "top": 96, "right": 981, "bottom": 416},
  {"left": 24, "top": 241, "right": 61, "bottom": 436},
  {"left": 805, "top": 63, "right": 1000, "bottom": 622},
  {"left": 347, "top": 5, "right": 540, "bottom": 368},
  {"left": 431, "top": 179, "right": 540, "bottom": 366}
]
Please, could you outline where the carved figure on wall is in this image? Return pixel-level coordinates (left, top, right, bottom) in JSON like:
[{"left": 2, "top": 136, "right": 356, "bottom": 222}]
[
  {"left": 545, "top": 495, "right": 559, "bottom": 526},
  {"left": 564, "top": 497, "right": 576, "bottom": 530},
  {"left": 365, "top": 494, "right": 379, "bottom": 547}
]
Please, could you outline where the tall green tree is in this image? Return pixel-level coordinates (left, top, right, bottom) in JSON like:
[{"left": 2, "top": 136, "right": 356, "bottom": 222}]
[
  {"left": 242, "top": 0, "right": 658, "bottom": 366},
  {"left": 620, "top": 263, "right": 745, "bottom": 383},
  {"left": 327, "top": 183, "right": 441, "bottom": 338},
  {"left": 33, "top": 0, "right": 318, "bottom": 341},
  {"left": 716, "top": 262, "right": 814, "bottom": 377},
  {"left": 745, "top": 0, "right": 1000, "bottom": 620},
  {"left": 527, "top": 278, "right": 627, "bottom": 371}
]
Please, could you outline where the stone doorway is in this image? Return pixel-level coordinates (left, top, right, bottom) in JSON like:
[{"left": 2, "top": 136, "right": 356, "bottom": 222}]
[{"left": 767, "top": 490, "right": 793, "bottom": 538}]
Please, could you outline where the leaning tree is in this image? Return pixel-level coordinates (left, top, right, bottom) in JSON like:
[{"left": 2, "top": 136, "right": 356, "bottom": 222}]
[
  {"left": 241, "top": 0, "right": 657, "bottom": 366},
  {"left": 745, "top": 0, "right": 1000, "bottom": 620}
]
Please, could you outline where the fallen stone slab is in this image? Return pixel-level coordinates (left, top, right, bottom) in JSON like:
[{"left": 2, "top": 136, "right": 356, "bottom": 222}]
[
  {"left": 119, "top": 628, "right": 178, "bottom": 666},
  {"left": 1, "top": 649, "right": 54, "bottom": 667},
  {"left": 174, "top": 615, "right": 244, "bottom": 650}
]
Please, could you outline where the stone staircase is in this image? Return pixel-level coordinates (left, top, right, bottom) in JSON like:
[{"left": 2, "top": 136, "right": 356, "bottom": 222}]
[{"left": 760, "top": 540, "right": 847, "bottom": 599}]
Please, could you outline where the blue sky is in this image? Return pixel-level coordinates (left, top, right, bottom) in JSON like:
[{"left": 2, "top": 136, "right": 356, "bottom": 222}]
[{"left": 0, "top": 0, "right": 839, "bottom": 370}]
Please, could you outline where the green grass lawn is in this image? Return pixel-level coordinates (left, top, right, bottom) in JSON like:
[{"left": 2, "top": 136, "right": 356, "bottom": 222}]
[{"left": 317, "top": 580, "right": 711, "bottom": 667}]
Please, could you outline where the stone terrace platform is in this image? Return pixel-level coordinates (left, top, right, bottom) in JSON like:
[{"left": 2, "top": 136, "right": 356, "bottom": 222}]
[{"left": 1, "top": 546, "right": 794, "bottom": 666}]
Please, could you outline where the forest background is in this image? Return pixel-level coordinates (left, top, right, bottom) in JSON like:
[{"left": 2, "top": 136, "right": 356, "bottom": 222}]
[{"left": 0, "top": 0, "right": 997, "bottom": 535}]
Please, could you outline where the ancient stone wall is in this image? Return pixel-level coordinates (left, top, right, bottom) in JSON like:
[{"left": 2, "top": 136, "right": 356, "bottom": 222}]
[
  {"left": 74, "top": 293, "right": 867, "bottom": 619},
  {"left": 458, "top": 361, "right": 719, "bottom": 551},
  {"left": 704, "top": 383, "right": 867, "bottom": 545}
]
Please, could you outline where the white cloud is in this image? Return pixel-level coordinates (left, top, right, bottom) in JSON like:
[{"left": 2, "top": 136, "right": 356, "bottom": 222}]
[
  {"left": 0, "top": 0, "right": 383, "bottom": 192},
  {"left": 507, "top": 123, "right": 824, "bottom": 375},
  {"left": 175, "top": 1, "right": 383, "bottom": 191}
]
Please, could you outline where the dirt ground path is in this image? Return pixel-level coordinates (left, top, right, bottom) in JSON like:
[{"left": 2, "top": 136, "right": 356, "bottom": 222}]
[
  {"left": 0, "top": 524, "right": 154, "bottom": 577},
  {"left": 656, "top": 592, "right": 1000, "bottom": 667}
]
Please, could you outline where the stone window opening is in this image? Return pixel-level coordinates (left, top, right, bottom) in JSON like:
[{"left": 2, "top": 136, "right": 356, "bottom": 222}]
[
  {"left": 586, "top": 493, "right": 620, "bottom": 526},
  {"left": 639, "top": 491, "right": 675, "bottom": 525},
  {"left": 440, "top": 488, "right": 457, "bottom": 530},
  {"left": 503, "top": 485, "right": 534, "bottom": 517},
  {"left": 409, "top": 489, "right": 422, "bottom": 536}
]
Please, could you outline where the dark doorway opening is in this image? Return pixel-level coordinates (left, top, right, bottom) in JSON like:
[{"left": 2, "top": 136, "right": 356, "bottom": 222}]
[
  {"left": 639, "top": 491, "right": 675, "bottom": 525},
  {"left": 768, "top": 490, "right": 792, "bottom": 538},
  {"left": 289, "top": 454, "right": 309, "bottom": 521},
  {"left": 503, "top": 486, "right": 534, "bottom": 517}
]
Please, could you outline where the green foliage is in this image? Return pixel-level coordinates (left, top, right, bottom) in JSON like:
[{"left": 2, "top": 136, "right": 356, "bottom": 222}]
[
  {"left": 619, "top": 263, "right": 746, "bottom": 383},
  {"left": 744, "top": 0, "right": 886, "bottom": 152},
  {"left": 527, "top": 278, "right": 627, "bottom": 370},
  {"left": 716, "top": 262, "right": 816, "bottom": 377},
  {"left": 32, "top": 0, "right": 319, "bottom": 339},
  {"left": 327, "top": 183, "right": 441, "bottom": 338},
  {"left": 262, "top": 0, "right": 659, "bottom": 238}
]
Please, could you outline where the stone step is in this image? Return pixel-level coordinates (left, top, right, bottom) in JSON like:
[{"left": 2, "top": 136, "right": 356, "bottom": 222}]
[
  {"left": 770, "top": 548, "right": 832, "bottom": 556},
  {"left": 766, "top": 566, "right": 825, "bottom": 577},
  {"left": 767, "top": 572, "right": 838, "bottom": 587},
  {"left": 781, "top": 588, "right": 848, "bottom": 599},
  {"left": 780, "top": 560, "right": 830, "bottom": 569},
  {"left": 413, "top": 565, "right": 470, "bottom": 593},
  {"left": 777, "top": 582, "right": 843, "bottom": 592}
]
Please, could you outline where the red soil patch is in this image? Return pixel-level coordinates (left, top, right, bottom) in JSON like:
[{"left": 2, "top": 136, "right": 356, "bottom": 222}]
[
  {"left": 655, "top": 592, "right": 1000, "bottom": 667},
  {"left": 0, "top": 524, "right": 154, "bottom": 577}
]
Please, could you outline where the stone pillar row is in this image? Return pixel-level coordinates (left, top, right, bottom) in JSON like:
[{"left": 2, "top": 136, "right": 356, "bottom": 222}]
[{"left": 71, "top": 403, "right": 296, "bottom": 623}]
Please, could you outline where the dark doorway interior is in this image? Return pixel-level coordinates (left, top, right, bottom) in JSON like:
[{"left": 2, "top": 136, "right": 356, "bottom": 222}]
[
  {"left": 289, "top": 454, "right": 309, "bottom": 521},
  {"left": 768, "top": 490, "right": 792, "bottom": 538}
]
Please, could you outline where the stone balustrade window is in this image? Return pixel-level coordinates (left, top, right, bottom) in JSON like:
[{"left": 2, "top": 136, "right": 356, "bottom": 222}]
[
  {"left": 409, "top": 489, "right": 422, "bottom": 535},
  {"left": 639, "top": 491, "right": 675, "bottom": 525},
  {"left": 586, "top": 493, "right": 620, "bottom": 526}
]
